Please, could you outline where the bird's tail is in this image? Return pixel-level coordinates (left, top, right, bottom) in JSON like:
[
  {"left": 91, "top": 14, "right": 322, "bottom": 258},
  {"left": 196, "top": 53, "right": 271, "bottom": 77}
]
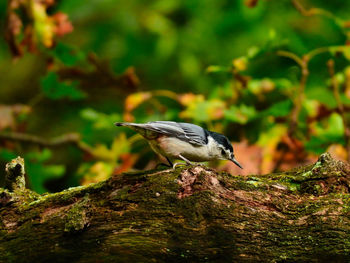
[
  {"left": 115, "top": 122, "right": 157, "bottom": 139},
  {"left": 115, "top": 122, "right": 147, "bottom": 128},
  {"left": 114, "top": 122, "right": 135, "bottom": 127},
  {"left": 114, "top": 122, "right": 159, "bottom": 140}
]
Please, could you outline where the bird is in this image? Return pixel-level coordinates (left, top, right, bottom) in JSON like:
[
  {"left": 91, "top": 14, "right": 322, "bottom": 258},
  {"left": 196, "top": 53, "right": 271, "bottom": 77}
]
[{"left": 114, "top": 121, "right": 242, "bottom": 169}]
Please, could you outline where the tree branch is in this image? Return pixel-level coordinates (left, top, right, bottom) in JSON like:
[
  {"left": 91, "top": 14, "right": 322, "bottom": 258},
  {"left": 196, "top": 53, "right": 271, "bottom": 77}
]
[
  {"left": 276, "top": 51, "right": 309, "bottom": 137},
  {"left": 1, "top": 154, "right": 350, "bottom": 262},
  {"left": 0, "top": 131, "right": 96, "bottom": 157}
]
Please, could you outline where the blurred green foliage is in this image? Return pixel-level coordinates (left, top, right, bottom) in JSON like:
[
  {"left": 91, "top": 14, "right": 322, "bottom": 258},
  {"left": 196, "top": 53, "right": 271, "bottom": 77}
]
[{"left": 1, "top": 0, "right": 350, "bottom": 193}]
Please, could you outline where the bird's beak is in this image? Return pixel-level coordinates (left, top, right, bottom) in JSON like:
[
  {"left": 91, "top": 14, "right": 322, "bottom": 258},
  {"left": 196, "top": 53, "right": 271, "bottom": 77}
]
[{"left": 231, "top": 157, "right": 243, "bottom": 169}]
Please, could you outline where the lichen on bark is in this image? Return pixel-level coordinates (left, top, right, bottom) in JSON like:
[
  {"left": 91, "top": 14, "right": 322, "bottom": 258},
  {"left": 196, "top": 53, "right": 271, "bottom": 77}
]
[{"left": 5, "top": 156, "right": 26, "bottom": 192}]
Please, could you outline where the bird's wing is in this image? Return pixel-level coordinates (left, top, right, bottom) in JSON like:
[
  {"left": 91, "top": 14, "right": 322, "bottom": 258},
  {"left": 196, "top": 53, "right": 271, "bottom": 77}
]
[{"left": 144, "top": 121, "right": 208, "bottom": 146}]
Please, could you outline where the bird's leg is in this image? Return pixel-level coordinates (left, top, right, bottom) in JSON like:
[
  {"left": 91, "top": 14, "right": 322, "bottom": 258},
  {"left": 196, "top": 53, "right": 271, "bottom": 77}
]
[
  {"left": 166, "top": 157, "right": 173, "bottom": 167},
  {"left": 156, "top": 157, "right": 173, "bottom": 169},
  {"left": 179, "top": 154, "right": 194, "bottom": 165},
  {"left": 172, "top": 154, "right": 194, "bottom": 169}
]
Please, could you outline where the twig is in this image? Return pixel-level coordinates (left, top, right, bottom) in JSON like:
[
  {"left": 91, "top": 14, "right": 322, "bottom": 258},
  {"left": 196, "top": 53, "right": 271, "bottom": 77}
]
[
  {"left": 0, "top": 132, "right": 96, "bottom": 158},
  {"left": 277, "top": 51, "right": 309, "bottom": 136},
  {"left": 291, "top": 0, "right": 345, "bottom": 34},
  {"left": 327, "top": 59, "right": 350, "bottom": 162},
  {"left": 306, "top": 47, "right": 331, "bottom": 60},
  {"left": 291, "top": 0, "right": 339, "bottom": 21},
  {"left": 152, "top": 90, "right": 179, "bottom": 100},
  {"left": 290, "top": 55, "right": 309, "bottom": 136},
  {"left": 276, "top": 50, "right": 304, "bottom": 67}
]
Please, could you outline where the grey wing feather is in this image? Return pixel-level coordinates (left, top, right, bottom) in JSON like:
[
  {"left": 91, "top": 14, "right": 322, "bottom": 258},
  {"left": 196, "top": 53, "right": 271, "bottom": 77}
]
[{"left": 144, "top": 121, "right": 208, "bottom": 146}]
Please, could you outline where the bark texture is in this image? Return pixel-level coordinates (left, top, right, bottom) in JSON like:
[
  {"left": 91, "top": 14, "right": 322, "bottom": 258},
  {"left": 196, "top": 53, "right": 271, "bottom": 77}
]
[{"left": 0, "top": 153, "right": 350, "bottom": 262}]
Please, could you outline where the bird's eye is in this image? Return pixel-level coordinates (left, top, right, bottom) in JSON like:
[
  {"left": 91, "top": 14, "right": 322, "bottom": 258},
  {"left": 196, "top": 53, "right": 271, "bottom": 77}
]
[{"left": 221, "top": 149, "right": 226, "bottom": 156}]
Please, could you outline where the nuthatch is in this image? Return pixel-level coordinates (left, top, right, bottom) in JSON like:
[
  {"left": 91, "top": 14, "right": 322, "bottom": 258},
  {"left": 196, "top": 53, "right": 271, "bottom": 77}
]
[{"left": 115, "top": 121, "right": 242, "bottom": 169}]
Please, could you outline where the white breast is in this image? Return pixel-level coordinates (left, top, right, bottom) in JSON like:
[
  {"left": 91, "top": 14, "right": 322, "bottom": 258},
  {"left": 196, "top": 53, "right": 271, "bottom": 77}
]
[{"left": 148, "top": 136, "right": 220, "bottom": 162}]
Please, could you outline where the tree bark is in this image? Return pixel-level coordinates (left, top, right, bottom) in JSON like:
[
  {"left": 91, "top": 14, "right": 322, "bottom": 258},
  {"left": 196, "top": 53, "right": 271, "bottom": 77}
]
[{"left": 0, "top": 153, "right": 350, "bottom": 263}]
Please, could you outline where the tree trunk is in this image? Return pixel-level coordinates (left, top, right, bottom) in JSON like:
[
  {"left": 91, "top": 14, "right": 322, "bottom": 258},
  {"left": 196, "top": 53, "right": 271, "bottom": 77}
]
[{"left": 0, "top": 153, "right": 350, "bottom": 263}]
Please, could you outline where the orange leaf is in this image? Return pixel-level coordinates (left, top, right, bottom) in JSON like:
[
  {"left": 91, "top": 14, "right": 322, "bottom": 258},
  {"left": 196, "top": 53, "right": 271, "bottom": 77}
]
[
  {"left": 52, "top": 12, "right": 74, "bottom": 37},
  {"left": 125, "top": 92, "right": 152, "bottom": 112},
  {"left": 113, "top": 153, "right": 138, "bottom": 175},
  {"left": 327, "top": 144, "right": 348, "bottom": 162},
  {"left": 177, "top": 93, "right": 204, "bottom": 106}
]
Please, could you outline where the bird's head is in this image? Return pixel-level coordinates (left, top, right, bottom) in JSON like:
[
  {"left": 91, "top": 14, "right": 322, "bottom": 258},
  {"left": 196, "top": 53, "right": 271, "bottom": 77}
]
[{"left": 209, "top": 131, "right": 243, "bottom": 169}]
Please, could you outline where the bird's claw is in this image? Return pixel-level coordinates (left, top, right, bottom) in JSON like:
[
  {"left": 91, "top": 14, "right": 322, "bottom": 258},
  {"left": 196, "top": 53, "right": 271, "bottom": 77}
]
[{"left": 172, "top": 162, "right": 193, "bottom": 169}]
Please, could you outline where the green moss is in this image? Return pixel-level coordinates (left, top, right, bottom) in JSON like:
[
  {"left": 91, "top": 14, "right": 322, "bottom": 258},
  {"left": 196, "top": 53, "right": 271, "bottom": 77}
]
[
  {"left": 110, "top": 186, "right": 131, "bottom": 200},
  {"left": 64, "top": 195, "right": 90, "bottom": 232}
]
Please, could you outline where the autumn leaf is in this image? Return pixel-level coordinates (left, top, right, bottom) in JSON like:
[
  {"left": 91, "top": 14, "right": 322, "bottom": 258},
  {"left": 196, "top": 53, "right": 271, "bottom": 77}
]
[
  {"left": 5, "top": 0, "right": 74, "bottom": 57},
  {"left": 31, "top": 1, "right": 55, "bottom": 47},
  {"left": 225, "top": 104, "right": 256, "bottom": 124},
  {"left": 232, "top": 57, "right": 248, "bottom": 71},
  {"left": 52, "top": 12, "right": 74, "bottom": 37},
  {"left": 125, "top": 92, "right": 152, "bottom": 112},
  {"left": 244, "top": 0, "right": 259, "bottom": 8},
  {"left": 180, "top": 98, "right": 226, "bottom": 122},
  {"left": 257, "top": 125, "right": 287, "bottom": 174},
  {"left": 80, "top": 162, "right": 114, "bottom": 185},
  {"left": 113, "top": 153, "right": 138, "bottom": 175},
  {"left": 0, "top": 104, "right": 31, "bottom": 131},
  {"left": 177, "top": 93, "right": 204, "bottom": 106},
  {"left": 327, "top": 144, "right": 348, "bottom": 162},
  {"left": 5, "top": 10, "right": 23, "bottom": 57},
  {"left": 91, "top": 134, "right": 130, "bottom": 162}
]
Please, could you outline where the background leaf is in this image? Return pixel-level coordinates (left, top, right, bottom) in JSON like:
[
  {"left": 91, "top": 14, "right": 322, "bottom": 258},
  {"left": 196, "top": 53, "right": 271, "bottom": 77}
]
[{"left": 41, "top": 72, "right": 86, "bottom": 100}]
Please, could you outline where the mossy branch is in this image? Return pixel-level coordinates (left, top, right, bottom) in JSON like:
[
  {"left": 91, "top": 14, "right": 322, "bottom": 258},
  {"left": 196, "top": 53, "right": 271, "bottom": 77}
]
[{"left": 0, "top": 153, "right": 350, "bottom": 262}]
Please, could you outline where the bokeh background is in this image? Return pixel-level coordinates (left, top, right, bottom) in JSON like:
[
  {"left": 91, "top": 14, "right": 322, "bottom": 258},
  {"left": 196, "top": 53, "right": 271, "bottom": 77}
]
[{"left": 1, "top": 0, "right": 350, "bottom": 193}]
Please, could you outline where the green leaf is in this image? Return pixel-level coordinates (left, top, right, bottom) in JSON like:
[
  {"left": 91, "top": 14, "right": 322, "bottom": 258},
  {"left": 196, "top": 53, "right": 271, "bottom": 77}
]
[
  {"left": 329, "top": 46, "right": 350, "bottom": 61},
  {"left": 80, "top": 108, "right": 100, "bottom": 121},
  {"left": 41, "top": 72, "right": 86, "bottom": 100},
  {"left": 305, "top": 87, "right": 336, "bottom": 108},
  {"left": 25, "top": 148, "right": 66, "bottom": 194},
  {"left": 206, "top": 65, "right": 230, "bottom": 73},
  {"left": 80, "top": 108, "right": 121, "bottom": 130},
  {"left": 27, "top": 162, "right": 65, "bottom": 194},
  {"left": 305, "top": 113, "right": 345, "bottom": 154},
  {"left": 0, "top": 149, "right": 17, "bottom": 161},
  {"left": 225, "top": 104, "right": 257, "bottom": 124},
  {"left": 50, "top": 43, "right": 86, "bottom": 66},
  {"left": 247, "top": 46, "right": 260, "bottom": 59},
  {"left": 323, "top": 113, "right": 344, "bottom": 136},
  {"left": 26, "top": 148, "right": 52, "bottom": 162},
  {"left": 260, "top": 100, "right": 293, "bottom": 118}
]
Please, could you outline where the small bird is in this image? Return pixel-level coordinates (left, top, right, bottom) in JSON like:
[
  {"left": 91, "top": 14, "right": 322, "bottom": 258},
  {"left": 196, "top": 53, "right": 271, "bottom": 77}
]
[
  {"left": 115, "top": 121, "right": 243, "bottom": 169},
  {"left": 115, "top": 121, "right": 242, "bottom": 169}
]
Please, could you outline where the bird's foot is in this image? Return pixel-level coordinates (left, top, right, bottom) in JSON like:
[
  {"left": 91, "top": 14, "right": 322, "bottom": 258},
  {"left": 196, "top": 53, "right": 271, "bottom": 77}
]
[
  {"left": 172, "top": 162, "right": 184, "bottom": 169},
  {"left": 172, "top": 161, "right": 194, "bottom": 169}
]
